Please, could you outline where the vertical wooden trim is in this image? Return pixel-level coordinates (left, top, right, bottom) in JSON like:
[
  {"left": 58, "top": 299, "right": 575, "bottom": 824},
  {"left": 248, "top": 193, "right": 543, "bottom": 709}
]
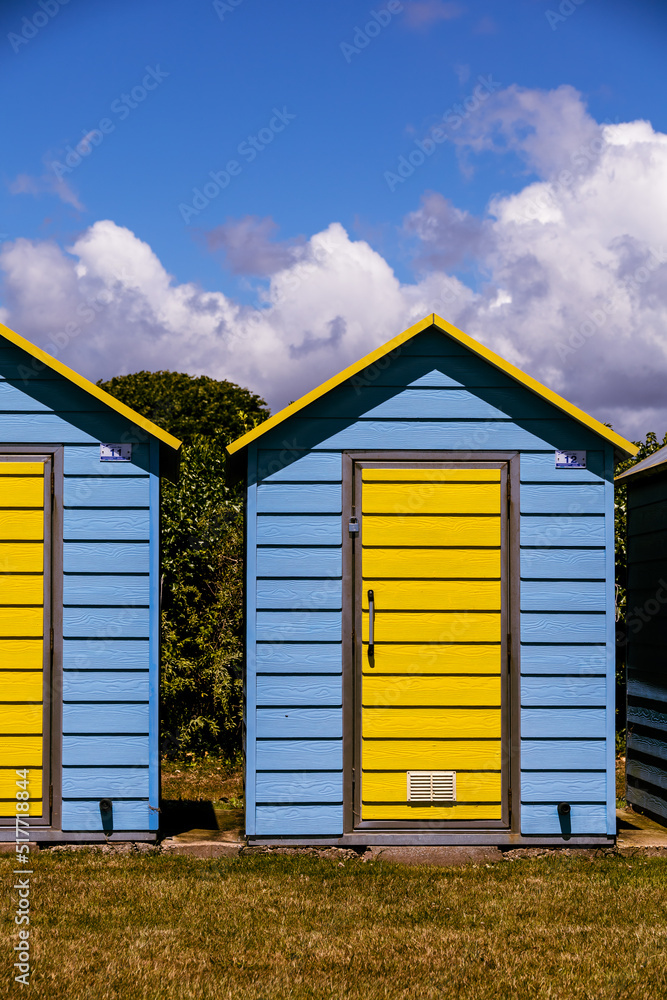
[
  {"left": 604, "top": 445, "right": 616, "bottom": 836},
  {"left": 508, "top": 453, "right": 521, "bottom": 834},
  {"left": 50, "top": 447, "right": 63, "bottom": 832},
  {"left": 342, "top": 454, "right": 355, "bottom": 833},
  {"left": 148, "top": 439, "right": 160, "bottom": 832},
  {"left": 245, "top": 446, "right": 258, "bottom": 837}
]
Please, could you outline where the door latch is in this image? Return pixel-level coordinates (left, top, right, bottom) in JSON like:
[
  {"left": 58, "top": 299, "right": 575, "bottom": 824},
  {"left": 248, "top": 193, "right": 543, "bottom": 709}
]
[{"left": 348, "top": 516, "right": 359, "bottom": 537}]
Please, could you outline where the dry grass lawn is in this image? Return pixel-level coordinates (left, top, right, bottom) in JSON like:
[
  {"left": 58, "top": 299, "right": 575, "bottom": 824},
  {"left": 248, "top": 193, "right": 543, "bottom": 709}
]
[{"left": 2, "top": 849, "right": 667, "bottom": 999}]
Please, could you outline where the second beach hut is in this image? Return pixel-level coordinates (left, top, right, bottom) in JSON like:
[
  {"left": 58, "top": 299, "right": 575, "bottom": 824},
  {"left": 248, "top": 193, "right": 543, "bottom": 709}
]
[{"left": 228, "top": 314, "right": 636, "bottom": 847}]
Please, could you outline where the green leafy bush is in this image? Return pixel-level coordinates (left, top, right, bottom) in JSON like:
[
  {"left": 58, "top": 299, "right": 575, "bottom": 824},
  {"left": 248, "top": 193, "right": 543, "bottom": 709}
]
[{"left": 98, "top": 370, "right": 268, "bottom": 758}]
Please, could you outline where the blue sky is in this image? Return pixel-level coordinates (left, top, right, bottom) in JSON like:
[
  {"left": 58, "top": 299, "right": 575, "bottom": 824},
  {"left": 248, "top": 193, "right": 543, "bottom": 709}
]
[{"left": 1, "top": 0, "right": 666, "bottom": 436}]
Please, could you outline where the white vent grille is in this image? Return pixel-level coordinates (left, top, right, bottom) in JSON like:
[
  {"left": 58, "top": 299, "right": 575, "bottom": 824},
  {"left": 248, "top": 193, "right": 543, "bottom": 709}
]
[{"left": 407, "top": 771, "right": 456, "bottom": 803}]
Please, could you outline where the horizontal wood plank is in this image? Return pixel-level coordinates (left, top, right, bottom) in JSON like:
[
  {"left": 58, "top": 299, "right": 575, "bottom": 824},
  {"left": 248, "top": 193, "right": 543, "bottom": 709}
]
[
  {"left": 257, "top": 484, "right": 342, "bottom": 514},
  {"left": 64, "top": 444, "right": 151, "bottom": 476},
  {"left": 520, "top": 484, "right": 605, "bottom": 515},
  {"left": 0, "top": 736, "right": 42, "bottom": 766},
  {"left": 257, "top": 516, "right": 341, "bottom": 545},
  {"left": 363, "top": 803, "right": 502, "bottom": 820},
  {"left": 362, "top": 580, "right": 501, "bottom": 611},
  {"left": 362, "top": 739, "right": 501, "bottom": 770},
  {"left": 362, "top": 468, "right": 501, "bottom": 482},
  {"left": 358, "top": 643, "right": 501, "bottom": 674},
  {"left": 257, "top": 451, "right": 341, "bottom": 483},
  {"left": 520, "top": 739, "right": 606, "bottom": 770},
  {"left": 0, "top": 477, "right": 44, "bottom": 507},
  {"left": 626, "top": 785, "right": 667, "bottom": 822},
  {"left": 520, "top": 581, "right": 606, "bottom": 612},
  {"left": 627, "top": 704, "right": 667, "bottom": 733},
  {"left": 363, "top": 611, "right": 501, "bottom": 643},
  {"left": 0, "top": 574, "right": 43, "bottom": 605},
  {"left": 256, "top": 643, "right": 342, "bottom": 673},
  {"left": 255, "top": 804, "right": 343, "bottom": 836},
  {"left": 257, "top": 548, "right": 342, "bottom": 578},
  {"left": 63, "top": 542, "right": 150, "bottom": 575},
  {"left": 520, "top": 645, "right": 606, "bottom": 675},
  {"left": 0, "top": 511, "right": 42, "bottom": 541},
  {"left": 62, "top": 767, "right": 149, "bottom": 797},
  {"left": 62, "top": 735, "right": 149, "bottom": 766},
  {"left": 63, "top": 607, "right": 150, "bottom": 639},
  {"left": 521, "top": 803, "right": 607, "bottom": 835},
  {"left": 0, "top": 608, "right": 43, "bottom": 637},
  {"left": 521, "top": 708, "right": 606, "bottom": 738},
  {"left": 363, "top": 482, "right": 501, "bottom": 515},
  {"left": 520, "top": 515, "right": 605, "bottom": 547},
  {"left": 256, "top": 579, "right": 341, "bottom": 610},
  {"left": 363, "top": 515, "right": 500, "bottom": 547},
  {"left": 0, "top": 671, "right": 43, "bottom": 702},
  {"left": 63, "top": 671, "right": 149, "bottom": 701},
  {"left": 520, "top": 548, "right": 605, "bottom": 580},
  {"left": 62, "top": 703, "right": 149, "bottom": 734},
  {"left": 61, "top": 799, "right": 151, "bottom": 832},
  {"left": 521, "top": 675, "right": 606, "bottom": 707},
  {"left": 256, "top": 612, "right": 341, "bottom": 642},
  {"left": 629, "top": 500, "right": 667, "bottom": 536},
  {"left": 63, "top": 509, "right": 150, "bottom": 541},
  {"left": 0, "top": 768, "right": 42, "bottom": 798},
  {"left": 362, "top": 707, "right": 500, "bottom": 739},
  {"left": 520, "top": 771, "right": 606, "bottom": 801},
  {"left": 63, "top": 639, "right": 150, "bottom": 670},
  {"left": 358, "top": 388, "right": 510, "bottom": 421},
  {"left": 626, "top": 758, "right": 667, "bottom": 793},
  {"left": 363, "top": 674, "right": 500, "bottom": 707},
  {"left": 64, "top": 477, "right": 150, "bottom": 509},
  {"left": 519, "top": 451, "right": 605, "bottom": 483},
  {"left": 0, "top": 542, "right": 42, "bottom": 573},
  {"left": 626, "top": 732, "right": 667, "bottom": 764},
  {"left": 626, "top": 677, "right": 667, "bottom": 704},
  {"left": 63, "top": 575, "right": 150, "bottom": 607},
  {"left": 363, "top": 547, "right": 500, "bottom": 579},
  {"left": 255, "top": 772, "right": 343, "bottom": 803},
  {"left": 256, "top": 708, "right": 342, "bottom": 739},
  {"left": 520, "top": 613, "right": 606, "bottom": 643},
  {"left": 256, "top": 676, "right": 342, "bottom": 707},
  {"left": 0, "top": 705, "right": 42, "bottom": 734},
  {"left": 255, "top": 739, "right": 342, "bottom": 770}
]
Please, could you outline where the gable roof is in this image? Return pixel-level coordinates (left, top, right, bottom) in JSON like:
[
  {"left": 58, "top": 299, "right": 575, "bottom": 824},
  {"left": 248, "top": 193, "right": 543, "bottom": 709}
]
[
  {"left": 226, "top": 313, "right": 637, "bottom": 461},
  {"left": 0, "top": 321, "right": 182, "bottom": 477},
  {"left": 615, "top": 443, "right": 667, "bottom": 482}
]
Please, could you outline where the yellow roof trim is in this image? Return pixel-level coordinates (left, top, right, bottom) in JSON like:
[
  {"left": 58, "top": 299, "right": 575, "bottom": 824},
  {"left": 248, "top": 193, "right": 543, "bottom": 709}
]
[
  {"left": 0, "top": 321, "right": 181, "bottom": 452},
  {"left": 227, "top": 313, "right": 637, "bottom": 459}
]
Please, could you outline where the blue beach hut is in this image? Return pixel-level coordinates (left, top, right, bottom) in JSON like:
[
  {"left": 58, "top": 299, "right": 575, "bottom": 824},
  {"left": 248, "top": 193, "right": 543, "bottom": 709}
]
[
  {"left": 0, "top": 322, "right": 180, "bottom": 843},
  {"left": 228, "top": 314, "right": 636, "bottom": 847}
]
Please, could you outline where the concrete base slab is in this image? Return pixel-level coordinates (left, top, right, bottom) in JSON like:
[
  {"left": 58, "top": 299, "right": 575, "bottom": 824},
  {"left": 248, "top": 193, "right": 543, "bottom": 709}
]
[
  {"left": 364, "top": 845, "right": 502, "bottom": 866},
  {"left": 160, "top": 840, "right": 241, "bottom": 859}
]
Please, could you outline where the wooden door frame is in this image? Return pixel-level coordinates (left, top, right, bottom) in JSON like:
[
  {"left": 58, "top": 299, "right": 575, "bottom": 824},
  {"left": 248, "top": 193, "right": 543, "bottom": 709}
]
[
  {"left": 0, "top": 446, "right": 63, "bottom": 831},
  {"left": 342, "top": 450, "right": 520, "bottom": 839}
]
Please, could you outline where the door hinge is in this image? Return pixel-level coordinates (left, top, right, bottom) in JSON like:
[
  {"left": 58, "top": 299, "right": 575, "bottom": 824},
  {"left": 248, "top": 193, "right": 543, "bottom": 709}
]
[
  {"left": 508, "top": 787, "right": 512, "bottom": 813},
  {"left": 506, "top": 481, "right": 511, "bottom": 518},
  {"left": 51, "top": 470, "right": 54, "bottom": 497},
  {"left": 50, "top": 628, "right": 54, "bottom": 653},
  {"left": 49, "top": 785, "right": 53, "bottom": 810},
  {"left": 507, "top": 633, "right": 512, "bottom": 666}
]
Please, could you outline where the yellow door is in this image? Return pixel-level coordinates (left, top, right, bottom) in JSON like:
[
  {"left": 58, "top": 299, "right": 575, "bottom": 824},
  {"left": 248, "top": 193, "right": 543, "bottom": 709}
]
[
  {"left": 359, "top": 465, "right": 505, "bottom": 823},
  {"left": 0, "top": 458, "right": 49, "bottom": 820}
]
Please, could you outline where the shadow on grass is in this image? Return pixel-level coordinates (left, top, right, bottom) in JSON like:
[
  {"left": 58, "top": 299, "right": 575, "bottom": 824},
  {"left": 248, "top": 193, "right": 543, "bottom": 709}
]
[{"left": 160, "top": 799, "right": 244, "bottom": 839}]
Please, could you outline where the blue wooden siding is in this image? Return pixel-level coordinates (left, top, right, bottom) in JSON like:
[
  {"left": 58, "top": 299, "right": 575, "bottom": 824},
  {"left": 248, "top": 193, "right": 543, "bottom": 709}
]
[
  {"left": 0, "top": 349, "right": 155, "bottom": 835},
  {"left": 245, "top": 328, "right": 615, "bottom": 840}
]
